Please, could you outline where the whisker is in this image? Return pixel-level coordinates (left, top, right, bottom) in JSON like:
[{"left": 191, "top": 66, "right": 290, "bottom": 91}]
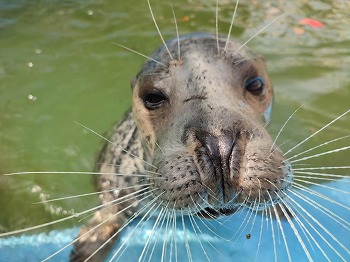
[
  {"left": 0, "top": 189, "right": 131, "bottom": 237},
  {"left": 104, "top": 193, "right": 165, "bottom": 262},
  {"left": 294, "top": 173, "right": 350, "bottom": 183},
  {"left": 294, "top": 166, "right": 350, "bottom": 171},
  {"left": 290, "top": 182, "right": 350, "bottom": 211},
  {"left": 33, "top": 184, "right": 153, "bottom": 204},
  {"left": 284, "top": 193, "right": 341, "bottom": 261},
  {"left": 113, "top": 43, "right": 167, "bottom": 68},
  {"left": 42, "top": 190, "right": 154, "bottom": 262},
  {"left": 290, "top": 145, "right": 350, "bottom": 164},
  {"left": 285, "top": 108, "right": 350, "bottom": 156},
  {"left": 190, "top": 210, "right": 225, "bottom": 256},
  {"left": 74, "top": 121, "right": 157, "bottom": 169},
  {"left": 154, "top": 140, "right": 167, "bottom": 158},
  {"left": 267, "top": 201, "right": 278, "bottom": 262},
  {"left": 147, "top": 206, "right": 168, "bottom": 262},
  {"left": 293, "top": 178, "right": 349, "bottom": 194},
  {"left": 146, "top": 0, "right": 173, "bottom": 60},
  {"left": 3, "top": 171, "right": 152, "bottom": 178},
  {"left": 181, "top": 208, "right": 193, "bottom": 262},
  {"left": 111, "top": 203, "right": 161, "bottom": 262},
  {"left": 270, "top": 105, "right": 303, "bottom": 152},
  {"left": 161, "top": 205, "right": 172, "bottom": 262},
  {"left": 284, "top": 189, "right": 350, "bottom": 259},
  {"left": 215, "top": 0, "right": 219, "bottom": 55},
  {"left": 172, "top": 204, "right": 178, "bottom": 262},
  {"left": 139, "top": 207, "right": 166, "bottom": 262},
  {"left": 287, "top": 135, "right": 350, "bottom": 161},
  {"left": 233, "top": 56, "right": 262, "bottom": 65},
  {"left": 231, "top": 201, "right": 254, "bottom": 242},
  {"left": 265, "top": 180, "right": 315, "bottom": 261},
  {"left": 232, "top": 13, "right": 285, "bottom": 56},
  {"left": 289, "top": 189, "right": 350, "bottom": 230},
  {"left": 267, "top": 190, "right": 292, "bottom": 262},
  {"left": 187, "top": 213, "right": 210, "bottom": 262},
  {"left": 224, "top": 0, "right": 240, "bottom": 52},
  {"left": 170, "top": 3, "right": 180, "bottom": 60},
  {"left": 255, "top": 200, "right": 265, "bottom": 260},
  {"left": 190, "top": 195, "right": 231, "bottom": 241},
  {"left": 77, "top": 187, "right": 153, "bottom": 223}
]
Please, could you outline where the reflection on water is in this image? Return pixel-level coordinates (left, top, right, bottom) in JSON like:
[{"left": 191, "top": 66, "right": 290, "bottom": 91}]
[{"left": 0, "top": 0, "right": 349, "bottom": 238}]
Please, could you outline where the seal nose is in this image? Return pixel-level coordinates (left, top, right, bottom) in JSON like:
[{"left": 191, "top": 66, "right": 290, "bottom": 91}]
[{"left": 196, "top": 131, "right": 236, "bottom": 172}]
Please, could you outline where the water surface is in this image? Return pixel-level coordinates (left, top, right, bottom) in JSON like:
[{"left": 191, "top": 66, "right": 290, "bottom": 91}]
[{"left": 0, "top": 0, "right": 349, "bottom": 241}]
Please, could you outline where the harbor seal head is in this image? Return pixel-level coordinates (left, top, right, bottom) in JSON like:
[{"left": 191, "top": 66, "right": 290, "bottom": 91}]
[{"left": 131, "top": 33, "right": 293, "bottom": 216}]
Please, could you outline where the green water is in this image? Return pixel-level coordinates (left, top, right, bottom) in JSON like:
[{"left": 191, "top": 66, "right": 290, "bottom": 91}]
[{"left": 0, "top": 0, "right": 349, "bottom": 233}]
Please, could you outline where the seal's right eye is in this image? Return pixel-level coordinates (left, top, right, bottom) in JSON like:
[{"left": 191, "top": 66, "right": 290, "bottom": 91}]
[{"left": 142, "top": 91, "right": 167, "bottom": 110}]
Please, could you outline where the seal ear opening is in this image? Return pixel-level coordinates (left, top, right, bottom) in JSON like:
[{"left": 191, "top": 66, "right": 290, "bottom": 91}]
[{"left": 131, "top": 77, "right": 137, "bottom": 89}]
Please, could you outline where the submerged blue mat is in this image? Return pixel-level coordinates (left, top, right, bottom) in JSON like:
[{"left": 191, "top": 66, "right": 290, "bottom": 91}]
[{"left": 1, "top": 178, "right": 349, "bottom": 262}]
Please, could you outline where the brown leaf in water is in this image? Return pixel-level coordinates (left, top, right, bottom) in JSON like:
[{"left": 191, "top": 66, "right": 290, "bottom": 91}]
[
  {"left": 293, "top": 27, "right": 305, "bottom": 35},
  {"left": 180, "top": 15, "right": 190, "bottom": 22}
]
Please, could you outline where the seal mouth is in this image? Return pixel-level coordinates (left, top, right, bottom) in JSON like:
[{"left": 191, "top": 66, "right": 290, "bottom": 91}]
[{"left": 195, "top": 207, "right": 238, "bottom": 219}]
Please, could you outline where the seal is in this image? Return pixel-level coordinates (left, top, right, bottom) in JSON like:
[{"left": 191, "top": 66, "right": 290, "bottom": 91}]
[{"left": 69, "top": 33, "right": 293, "bottom": 261}]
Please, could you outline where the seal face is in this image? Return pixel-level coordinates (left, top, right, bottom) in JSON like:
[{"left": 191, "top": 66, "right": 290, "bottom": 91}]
[
  {"left": 71, "top": 33, "right": 294, "bottom": 261},
  {"left": 131, "top": 33, "right": 293, "bottom": 215}
]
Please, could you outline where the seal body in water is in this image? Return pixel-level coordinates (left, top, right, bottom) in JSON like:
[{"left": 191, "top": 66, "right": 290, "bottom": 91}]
[{"left": 70, "top": 33, "right": 293, "bottom": 261}]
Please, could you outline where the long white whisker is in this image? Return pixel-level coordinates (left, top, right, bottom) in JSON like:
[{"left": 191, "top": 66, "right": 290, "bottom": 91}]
[
  {"left": 224, "top": 0, "right": 240, "bottom": 52},
  {"left": 285, "top": 189, "right": 350, "bottom": 259},
  {"left": 293, "top": 174, "right": 350, "bottom": 183},
  {"left": 74, "top": 121, "right": 157, "bottom": 169},
  {"left": 293, "top": 178, "right": 349, "bottom": 194},
  {"left": 265, "top": 180, "right": 314, "bottom": 261},
  {"left": 139, "top": 207, "right": 165, "bottom": 262},
  {"left": 0, "top": 188, "right": 135, "bottom": 237},
  {"left": 255, "top": 200, "right": 265, "bottom": 260},
  {"left": 33, "top": 184, "right": 153, "bottom": 204},
  {"left": 106, "top": 193, "right": 165, "bottom": 262},
  {"left": 267, "top": 201, "right": 278, "bottom": 262},
  {"left": 161, "top": 205, "right": 172, "bottom": 262},
  {"left": 278, "top": 201, "right": 314, "bottom": 262},
  {"left": 289, "top": 189, "right": 350, "bottom": 230},
  {"left": 232, "top": 13, "right": 285, "bottom": 56},
  {"left": 294, "top": 166, "right": 350, "bottom": 171},
  {"left": 172, "top": 204, "right": 178, "bottom": 262},
  {"left": 290, "top": 182, "right": 350, "bottom": 211},
  {"left": 113, "top": 43, "right": 167, "bottom": 68},
  {"left": 148, "top": 205, "right": 170, "bottom": 262},
  {"left": 3, "top": 171, "right": 152, "bottom": 177},
  {"left": 77, "top": 187, "right": 152, "bottom": 223},
  {"left": 287, "top": 135, "right": 350, "bottom": 161},
  {"left": 267, "top": 191, "right": 292, "bottom": 262},
  {"left": 215, "top": 0, "right": 219, "bottom": 54},
  {"left": 187, "top": 213, "right": 210, "bottom": 262},
  {"left": 181, "top": 208, "right": 193, "bottom": 262},
  {"left": 285, "top": 108, "right": 350, "bottom": 156},
  {"left": 43, "top": 190, "right": 154, "bottom": 262},
  {"left": 170, "top": 3, "right": 180, "bottom": 60},
  {"left": 290, "top": 145, "right": 350, "bottom": 163},
  {"left": 270, "top": 105, "right": 303, "bottom": 152},
  {"left": 146, "top": 0, "right": 173, "bottom": 60}
]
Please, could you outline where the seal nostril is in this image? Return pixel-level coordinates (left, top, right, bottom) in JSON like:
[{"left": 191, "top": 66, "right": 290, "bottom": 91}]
[{"left": 195, "top": 130, "right": 236, "bottom": 172}]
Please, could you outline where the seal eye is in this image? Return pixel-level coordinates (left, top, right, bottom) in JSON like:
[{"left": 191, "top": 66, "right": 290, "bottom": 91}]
[
  {"left": 244, "top": 77, "right": 265, "bottom": 95},
  {"left": 143, "top": 91, "right": 167, "bottom": 110}
]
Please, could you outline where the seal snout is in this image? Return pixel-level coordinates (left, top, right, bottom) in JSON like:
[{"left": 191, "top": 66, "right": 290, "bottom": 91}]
[
  {"left": 193, "top": 130, "right": 244, "bottom": 204},
  {"left": 195, "top": 130, "right": 236, "bottom": 171}
]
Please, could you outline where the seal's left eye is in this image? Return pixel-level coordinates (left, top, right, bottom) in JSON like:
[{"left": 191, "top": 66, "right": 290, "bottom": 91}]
[
  {"left": 244, "top": 77, "right": 265, "bottom": 95},
  {"left": 143, "top": 91, "right": 167, "bottom": 110}
]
